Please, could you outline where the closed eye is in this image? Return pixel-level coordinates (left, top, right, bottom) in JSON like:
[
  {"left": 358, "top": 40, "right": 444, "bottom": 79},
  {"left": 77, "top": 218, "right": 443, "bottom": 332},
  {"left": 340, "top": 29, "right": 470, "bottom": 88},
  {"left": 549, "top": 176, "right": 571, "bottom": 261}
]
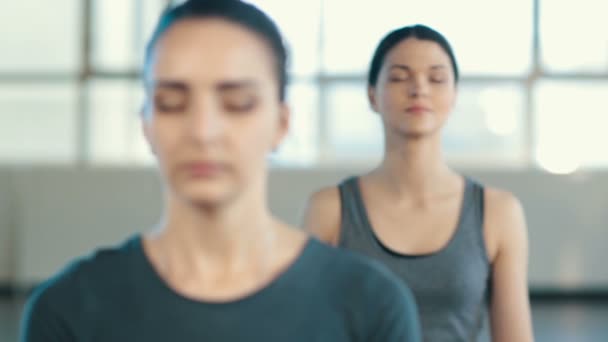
[
  {"left": 222, "top": 90, "right": 257, "bottom": 113},
  {"left": 154, "top": 89, "right": 188, "bottom": 113}
]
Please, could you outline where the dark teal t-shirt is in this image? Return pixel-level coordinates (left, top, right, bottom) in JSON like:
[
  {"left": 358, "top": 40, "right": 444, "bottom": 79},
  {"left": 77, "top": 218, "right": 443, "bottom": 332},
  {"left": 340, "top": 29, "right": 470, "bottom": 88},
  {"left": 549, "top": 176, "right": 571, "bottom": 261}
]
[{"left": 21, "top": 236, "right": 420, "bottom": 341}]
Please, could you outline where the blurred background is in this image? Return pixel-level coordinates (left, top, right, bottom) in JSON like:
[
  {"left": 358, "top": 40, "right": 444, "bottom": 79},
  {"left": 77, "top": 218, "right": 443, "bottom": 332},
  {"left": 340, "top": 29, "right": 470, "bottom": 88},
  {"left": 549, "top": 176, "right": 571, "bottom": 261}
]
[{"left": 1, "top": 0, "right": 607, "bottom": 341}]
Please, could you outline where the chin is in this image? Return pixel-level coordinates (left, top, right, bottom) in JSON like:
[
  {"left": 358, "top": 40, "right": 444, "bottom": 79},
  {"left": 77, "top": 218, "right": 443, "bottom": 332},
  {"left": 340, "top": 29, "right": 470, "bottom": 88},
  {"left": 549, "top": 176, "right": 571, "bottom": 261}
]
[
  {"left": 394, "top": 125, "right": 439, "bottom": 140},
  {"left": 185, "top": 191, "right": 234, "bottom": 209},
  {"left": 174, "top": 181, "right": 236, "bottom": 208},
  {"left": 386, "top": 117, "right": 436, "bottom": 136}
]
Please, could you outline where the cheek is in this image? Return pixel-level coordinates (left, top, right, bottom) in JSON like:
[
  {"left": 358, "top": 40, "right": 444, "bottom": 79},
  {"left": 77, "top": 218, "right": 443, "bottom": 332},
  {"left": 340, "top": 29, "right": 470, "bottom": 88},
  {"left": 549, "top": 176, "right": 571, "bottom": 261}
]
[
  {"left": 434, "top": 90, "right": 456, "bottom": 115},
  {"left": 234, "top": 115, "right": 276, "bottom": 156},
  {"left": 149, "top": 122, "right": 181, "bottom": 160},
  {"left": 378, "top": 87, "right": 404, "bottom": 112}
]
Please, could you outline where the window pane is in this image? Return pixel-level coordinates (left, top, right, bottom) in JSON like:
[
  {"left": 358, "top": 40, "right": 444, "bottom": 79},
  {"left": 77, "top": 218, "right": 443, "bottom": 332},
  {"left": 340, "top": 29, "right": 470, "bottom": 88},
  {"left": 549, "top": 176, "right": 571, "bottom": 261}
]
[
  {"left": 93, "top": 0, "right": 137, "bottom": 70},
  {"left": 326, "top": 83, "right": 384, "bottom": 161},
  {"left": 0, "top": 83, "right": 77, "bottom": 163},
  {"left": 445, "top": 83, "right": 525, "bottom": 164},
  {"left": 272, "top": 82, "right": 319, "bottom": 166},
  {"left": 95, "top": 0, "right": 316, "bottom": 74},
  {"left": 138, "top": 0, "right": 168, "bottom": 69},
  {"left": 0, "top": 0, "right": 81, "bottom": 72},
  {"left": 326, "top": 81, "right": 525, "bottom": 165},
  {"left": 322, "top": 0, "right": 531, "bottom": 75},
  {"left": 93, "top": 0, "right": 166, "bottom": 71},
  {"left": 88, "top": 79, "right": 152, "bottom": 164},
  {"left": 535, "top": 81, "right": 608, "bottom": 172},
  {"left": 248, "top": 0, "right": 321, "bottom": 76},
  {"left": 541, "top": 0, "right": 608, "bottom": 72}
]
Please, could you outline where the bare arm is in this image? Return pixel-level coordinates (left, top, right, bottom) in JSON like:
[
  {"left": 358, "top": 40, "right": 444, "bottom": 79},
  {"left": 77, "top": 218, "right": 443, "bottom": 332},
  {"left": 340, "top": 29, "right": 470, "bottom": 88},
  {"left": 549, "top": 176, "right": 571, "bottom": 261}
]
[
  {"left": 300, "top": 187, "right": 341, "bottom": 246},
  {"left": 485, "top": 189, "right": 534, "bottom": 342}
]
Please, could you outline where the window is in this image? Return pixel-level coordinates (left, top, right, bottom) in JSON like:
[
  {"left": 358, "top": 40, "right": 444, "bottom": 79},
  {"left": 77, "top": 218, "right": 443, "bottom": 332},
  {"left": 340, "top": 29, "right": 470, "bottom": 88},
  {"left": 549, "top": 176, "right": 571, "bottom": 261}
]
[
  {"left": 445, "top": 83, "right": 526, "bottom": 164},
  {"left": 93, "top": 0, "right": 165, "bottom": 71},
  {"left": 326, "top": 83, "right": 383, "bottom": 161},
  {"left": 87, "top": 80, "right": 151, "bottom": 164},
  {"left": 1, "top": 0, "right": 608, "bottom": 173},
  {"left": 0, "top": 0, "right": 81, "bottom": 73},
  {"left": 272, "top": 82, "right": 319, "bottom": 166},
  {"left": 248, "top": 0, "right": 321, "bottom": 77},
  {"left": 541, "top": 0, "right": 608, "bottom": 73},
  {"left": 0, "top": 84, "right": 77, "bottom": 163},
  {"left": 322, "top": 0, "right": 532, "bottom": 75},
  {"left": 535, "top": 81, "right": 608, "bottom": 172}
]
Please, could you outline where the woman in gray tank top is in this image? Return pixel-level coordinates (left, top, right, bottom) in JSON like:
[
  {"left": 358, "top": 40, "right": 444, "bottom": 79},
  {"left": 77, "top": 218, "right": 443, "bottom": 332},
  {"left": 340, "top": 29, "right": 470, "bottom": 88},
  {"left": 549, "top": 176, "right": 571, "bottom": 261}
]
[{"left": 302, "top": 25, "right": 533, "bottom": 342}]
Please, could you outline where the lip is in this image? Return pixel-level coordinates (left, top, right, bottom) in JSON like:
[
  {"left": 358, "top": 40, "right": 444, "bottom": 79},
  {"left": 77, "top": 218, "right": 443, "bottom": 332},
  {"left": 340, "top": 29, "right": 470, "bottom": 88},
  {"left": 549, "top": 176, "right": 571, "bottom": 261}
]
[
  {"left": 405, "top": 105, "right": 431, "bottom": 114},
  {"left": 182, "top": 161, "right": 226, "bottom": 177}
]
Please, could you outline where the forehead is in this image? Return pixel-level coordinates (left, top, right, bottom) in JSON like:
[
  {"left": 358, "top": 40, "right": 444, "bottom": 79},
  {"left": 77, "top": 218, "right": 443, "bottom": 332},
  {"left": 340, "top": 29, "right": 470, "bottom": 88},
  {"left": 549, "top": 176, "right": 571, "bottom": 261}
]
[
  {"left": 384, "top": 38, "right": 452, "bottom": 70},
  {"left": 149, "top": 18, "right": 276, "bottom": 83}
]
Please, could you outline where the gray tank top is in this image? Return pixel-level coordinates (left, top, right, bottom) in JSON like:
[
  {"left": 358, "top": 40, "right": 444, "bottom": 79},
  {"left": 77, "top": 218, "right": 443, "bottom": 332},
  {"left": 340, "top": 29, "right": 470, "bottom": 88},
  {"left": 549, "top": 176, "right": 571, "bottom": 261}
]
[{"left": 338, "top": 176, "right": 491, "bottom": 342}]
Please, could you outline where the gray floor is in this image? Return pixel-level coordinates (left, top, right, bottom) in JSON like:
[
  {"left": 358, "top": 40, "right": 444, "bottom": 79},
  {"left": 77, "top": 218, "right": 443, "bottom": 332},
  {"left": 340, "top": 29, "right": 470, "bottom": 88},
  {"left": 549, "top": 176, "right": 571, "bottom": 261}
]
[
  {"left": 531, "top": 300, "right": 608, "bottom": 342},
  {"left": 2, "top": 297, "right": 607, "bottom": 341}
]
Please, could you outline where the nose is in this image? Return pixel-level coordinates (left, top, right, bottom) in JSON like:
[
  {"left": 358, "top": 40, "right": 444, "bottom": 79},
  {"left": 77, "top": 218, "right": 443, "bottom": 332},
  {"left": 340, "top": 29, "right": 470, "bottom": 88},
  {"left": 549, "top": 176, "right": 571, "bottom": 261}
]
[
  {"left": 185, "top": 94, "right": 225, "bottom": 144},
  {"left": 407, "top": 75, "right": 429, "bottom": 98}
]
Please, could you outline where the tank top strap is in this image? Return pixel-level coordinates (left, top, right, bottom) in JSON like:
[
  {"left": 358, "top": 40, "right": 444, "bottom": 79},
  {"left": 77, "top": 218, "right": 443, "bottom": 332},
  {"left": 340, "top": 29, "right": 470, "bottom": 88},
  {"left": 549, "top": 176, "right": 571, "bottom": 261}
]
[
  {"left": 337, "top": 176, "right": 375, "bottom": 244},
  {"left": 457, "top": 177, "right": 490, "bottom": 266}
]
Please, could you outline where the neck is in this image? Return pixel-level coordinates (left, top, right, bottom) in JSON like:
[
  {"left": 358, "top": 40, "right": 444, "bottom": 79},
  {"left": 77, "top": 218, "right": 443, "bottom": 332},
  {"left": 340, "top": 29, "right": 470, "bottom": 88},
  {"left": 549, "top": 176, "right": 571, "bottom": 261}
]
[
  {"left": 151, "top": 183, "right": 280, "bottom": 274},
  {"left": 375, "top": 132, "right": 457, "bottom": 197}
]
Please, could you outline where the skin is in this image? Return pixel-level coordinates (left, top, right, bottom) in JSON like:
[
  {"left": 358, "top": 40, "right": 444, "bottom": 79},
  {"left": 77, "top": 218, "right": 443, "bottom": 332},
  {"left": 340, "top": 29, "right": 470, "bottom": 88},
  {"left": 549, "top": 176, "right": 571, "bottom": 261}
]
[
  {"left": 140, "top": 18, "right": 307, "bottom": 303},
  {"left": 302, "top": 38, "right": 534, "bottom": 341}
]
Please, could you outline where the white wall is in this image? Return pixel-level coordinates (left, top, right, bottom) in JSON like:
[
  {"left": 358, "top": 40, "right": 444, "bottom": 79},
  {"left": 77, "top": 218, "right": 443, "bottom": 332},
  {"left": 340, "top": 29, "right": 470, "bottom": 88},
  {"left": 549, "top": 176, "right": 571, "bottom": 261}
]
[
  {"left": 0, "top": 169, "right": 16, "bottom": 282},
  {"left": 11, "top": 167, "right": 162, "bottom": 286},
  {"left": 1, "top": 166, "right": 607, "bottom": 290}
]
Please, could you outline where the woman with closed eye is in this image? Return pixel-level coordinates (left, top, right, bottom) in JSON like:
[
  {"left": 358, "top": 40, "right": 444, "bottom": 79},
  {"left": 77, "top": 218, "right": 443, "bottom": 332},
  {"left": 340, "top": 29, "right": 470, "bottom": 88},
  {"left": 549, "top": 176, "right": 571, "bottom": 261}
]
[
  {"left": 19, "top": 1, "right": 421, "bottom": 341},
  {"left": 302, "top": 25, "right": 533, "bottom": 342}
]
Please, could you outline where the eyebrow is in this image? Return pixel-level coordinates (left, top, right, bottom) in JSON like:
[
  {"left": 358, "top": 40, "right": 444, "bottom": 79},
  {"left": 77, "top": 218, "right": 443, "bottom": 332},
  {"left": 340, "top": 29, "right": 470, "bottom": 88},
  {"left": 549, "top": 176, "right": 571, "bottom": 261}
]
[
  {"left": 148, "top": 79, "right": 259, "bottom": 92},
  {"left": 389, "top": 64, "right": 447, "bottom": 71},
  {"left": 150, "top": 80, "right": 188, "bottom": 92},
  {"left": 215, "top": 80, "right": 259, "bottom": 92}
]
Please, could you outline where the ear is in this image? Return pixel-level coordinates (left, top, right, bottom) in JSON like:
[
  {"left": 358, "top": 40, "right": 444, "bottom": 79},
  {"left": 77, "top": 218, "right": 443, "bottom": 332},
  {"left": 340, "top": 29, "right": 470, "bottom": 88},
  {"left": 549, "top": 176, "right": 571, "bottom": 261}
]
[
  {"left": 272, "top": 103, "right": 291, "bottom": 151},
  {"left": 368, "top": 86, "right": 379, "bottom": 113}
]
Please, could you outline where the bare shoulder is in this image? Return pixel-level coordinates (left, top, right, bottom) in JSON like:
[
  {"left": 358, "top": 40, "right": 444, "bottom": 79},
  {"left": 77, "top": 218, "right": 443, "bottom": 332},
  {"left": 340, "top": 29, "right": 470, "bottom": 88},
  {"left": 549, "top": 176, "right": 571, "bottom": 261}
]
[
  {"left": 483, "top": 186, "right": 528, "bottom": 261},
  {"left": 485, "top": 187, "right": 525, "bottom": 222},
  {"left": 300, "top": 186, "right": 342, "bottom": 246}
]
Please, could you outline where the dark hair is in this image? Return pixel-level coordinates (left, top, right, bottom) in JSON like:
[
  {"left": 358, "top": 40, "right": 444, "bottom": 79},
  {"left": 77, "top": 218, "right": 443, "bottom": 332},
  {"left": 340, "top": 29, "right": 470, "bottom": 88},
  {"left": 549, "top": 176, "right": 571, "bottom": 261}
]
[
  {"left": 144, "top": 0, "right": 288, "bottom": 101},
  {"left": 367, "top": 24, "right": 459, "bottom": 87}
]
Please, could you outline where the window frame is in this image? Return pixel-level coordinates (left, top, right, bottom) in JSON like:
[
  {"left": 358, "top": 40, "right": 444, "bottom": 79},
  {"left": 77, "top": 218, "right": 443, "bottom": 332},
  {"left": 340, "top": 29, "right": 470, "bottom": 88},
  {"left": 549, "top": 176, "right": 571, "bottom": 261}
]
[{"left": 1, "top": 0, "right": 607, "bottom": 171}]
